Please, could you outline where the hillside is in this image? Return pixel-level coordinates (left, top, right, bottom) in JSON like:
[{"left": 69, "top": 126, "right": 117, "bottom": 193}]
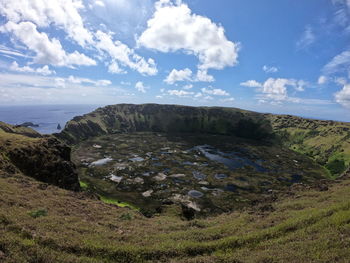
[
  {"left": 267, "top": 114, "right": 350, "bottom": 177},
  {"left": 0, "top": 122, "right": 80, "bottom": 191},
  {"left": 0, "top": 158, "right": 350, "bottom": 262},
  {"left": 1, "top": 104, "right": 350, "bottom": 262}
]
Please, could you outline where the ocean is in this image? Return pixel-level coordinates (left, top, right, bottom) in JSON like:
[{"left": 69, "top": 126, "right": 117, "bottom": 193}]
[{"left": 0, "top": 104, "right": 101, "bottom": 134}]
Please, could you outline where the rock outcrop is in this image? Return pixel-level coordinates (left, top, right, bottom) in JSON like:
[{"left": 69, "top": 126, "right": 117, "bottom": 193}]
[{"left": 0, "top": 123, "right": 80, "bottom": 191}]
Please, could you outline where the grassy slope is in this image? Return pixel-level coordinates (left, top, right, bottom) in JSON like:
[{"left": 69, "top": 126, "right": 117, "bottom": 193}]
[
  {"left": 267, "top": 114, "right": 350, "bottom": 177},
  {"left": 1, "top": 169, "right": 350, "bottom": 263}
]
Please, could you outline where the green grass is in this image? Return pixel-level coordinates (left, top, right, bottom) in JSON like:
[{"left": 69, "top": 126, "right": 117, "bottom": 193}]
[
  {"left": 99, "top": 195, "right": 140, "bottom": 211},
  {"left": 79, "top": 181, "right": 89, "bottom": 190}
]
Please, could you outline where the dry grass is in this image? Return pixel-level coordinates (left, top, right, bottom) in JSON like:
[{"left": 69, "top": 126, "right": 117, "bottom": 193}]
[{"left": 0, "top": 170, "right": 350, "bottom": 262}]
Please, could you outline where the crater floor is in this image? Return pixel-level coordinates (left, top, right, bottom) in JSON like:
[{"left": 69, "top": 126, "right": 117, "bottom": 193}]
[{"left": 72, "top": 132, "right": 326, "bottom": 216}]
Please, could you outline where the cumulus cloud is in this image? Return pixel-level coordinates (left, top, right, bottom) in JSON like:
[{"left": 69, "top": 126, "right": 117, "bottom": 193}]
[
  {"left": 138, "top": 0, "right": 239, "bottom": 72},
  {"left": 335, "top": 84, "right": 350, "bottom": 108},
  {"left": 164, "top": 68, "right": 192, "bottom": 84},
  {"left": 164, "top": 68, "right": 214, "bottom": 84},
  {"left": 241, "top": 78, "right": 307, "bottom": 102},
  {"left": 0, "top": 21, "right": 96, "bottom": 67},
  {"left": 168, "top": 89, "right": 194, "bottom": 97},
  {"left": 108, "top": 61, "right": 127, "bottom": 74},
  {"left": 240, "top": 80, "right": 263, "bottom": 88},
  {"left": 10, "top": 61, "right": 55, "bottom": 75},
  {"left": 318, "top": 75, "right": 327, "bottom": 85},
  {"left": 263, "top": 65, "right": 278, "bottom": 73},
  {"left": 0, "top": 0, "right": 93, "bottom": 47},
  {"left": 95, "top": 30, "right": 157, "bottom": 76},
  {"left": 135, "top": 81, "right": 148, "bottom": 93},
  {"left": 0, "top": 0, "right": 157, "bottom": 76},
  {"left": 195, "top": 70, "right": 215, "bottom": 82},
  {"left": 201, "top": 87, "right": 230, "bottom": 96},
  {"left": 183, "top": 84, "right": 193, "bottom": 90}
]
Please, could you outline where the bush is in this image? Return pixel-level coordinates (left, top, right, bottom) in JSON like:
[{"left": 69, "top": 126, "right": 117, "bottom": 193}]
[
  {"left": 28, "top": 209, "right": 48, "bottom": 218},
  {"left": 119, "top": 213, "right": 133, "bottom": 221},
  {"left": 326, "top": 159, "right": 346, "bottom": 176}
]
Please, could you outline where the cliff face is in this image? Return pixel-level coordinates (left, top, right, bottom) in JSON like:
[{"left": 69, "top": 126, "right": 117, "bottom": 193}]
[
  {"left": 56, "top": 104, "right": 274, "bottom": 144},
  {"left": 0, "top": 123, "right": 80, "bottom": 191}
]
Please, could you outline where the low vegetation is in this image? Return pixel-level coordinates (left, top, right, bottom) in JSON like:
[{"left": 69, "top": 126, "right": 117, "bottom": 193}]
[{"left": 0, "top": 169, "right": 349, "bottom": 262}]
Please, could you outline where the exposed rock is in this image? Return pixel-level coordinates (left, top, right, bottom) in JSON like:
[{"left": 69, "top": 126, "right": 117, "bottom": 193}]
[
  {"left": 18, "top": 122, "right": 39, "bottom": 128},
  {"left": 153, "top": 173, "right": 167, "bottom": 181},
  {"left": 142, "top": 190, "right": 153, "bottom": 197},
  {"left": 109, "top": 174, "right": 123, "bottom": 183},
  {"left": 89, "top": 157, "right": 113, "bottom": 167},
  {"left": 3, "top": 136, "right": 80, "bottom": 191},
  {"left": 169, "top": 174, "right": 186, "bottom": 178},
  {"left": 171, "top": 194, "right": 201, "bottom": 212}
]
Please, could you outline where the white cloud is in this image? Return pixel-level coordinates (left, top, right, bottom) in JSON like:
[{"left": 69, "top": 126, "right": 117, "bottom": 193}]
[
  {"left": 135, "top": 81, "right": 148, "bottom": 93},
  {"left": 67, "top": 75, "right": 111, "bottom": 86},
  {"left": 0, "top": 0, "right": 93, "bottom": 47},
  {"left": 164, "top": 68, "right": 192, "bottom": 84},
  {"left": 335, "top": 77, "right": 347, "bottom": 85},
  {"left": 241, "top": 78, "right": 307, "bottom": 102},
  {"left": 108, "top": 61, "right": 127, "bottom": 74},
  {"left": 296, "top": 25, "right": 315, "bottom": 50},
  {"left": 263, "top": 65, "right": 278, "bottom": 73},
  {"left": 167, "top": 89, "right": 194, "bottom": 97},
  {"left": 10, "top": 61, "right": 55, "bottom": 75},
  {"left": 183, "top": 84, "right": 193, "bottom": 90},
  {"left": 323, "top": 50, "right": 350, "bottom": 75},
  {"left": 138, "top": 0, "right": 239, "bottom": 72},
  {"left": 195, "top": 70, "right": 215, "bottom": 82},
  {"left": 220, "top": 97, "right": 235, "bottom": 103},
  {"left": 294, "top": 80, "right": 307, "bottom": 92},
  {"left": 0, "top": 44, "right": 29, "bottom": 58},
  {"left": 0, "top": 73, "right": 126, "bottom": 104},
  {"left": 164, "top": 68, "right": 214, "bottom": 84},
  {"left": 0, "top": 21, "right": 96, "bottom": 67},
  {"left": 240, "top": 80, "right": 263, "bottom": 88},
  {"left": 331, "top": 0, "right": 350, "bottom": 31},
  {"left": 94, "top": 0, "right": 105, "bottom": 7},
  {"left": 260, "top": 78, "right": 289, "bottom": 101},
  {"left": 95, "top": 30, "right": 157, "bottom": 76},
  {"left": 335, "top": 84, "right": 350, "bottom": 108},
  {"left": 318, "top": 75, "right": 327, "bottom": 85},
  {"left": 201, "top": 87, "right": 230, "bottom": 96}
]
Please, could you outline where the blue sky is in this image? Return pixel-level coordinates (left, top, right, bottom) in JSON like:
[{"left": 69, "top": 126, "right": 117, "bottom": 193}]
[{"left": 0, "top": 0, "right": 350, "bottom": 121}]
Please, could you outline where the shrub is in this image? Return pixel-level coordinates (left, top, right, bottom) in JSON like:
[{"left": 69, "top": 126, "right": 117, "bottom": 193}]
[
  {"left": 326, "top": 159, "right": 346, "bottom": 176},
  {"left": 119, "top": 213, "right": 133, "bottom": 221},
  {"left": 28, "top": 209, "right": 48, "bottom": 218}
]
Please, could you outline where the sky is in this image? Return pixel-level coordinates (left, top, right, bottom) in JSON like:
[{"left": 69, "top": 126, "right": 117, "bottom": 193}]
[{"left": 0, "top": 0, "right": 350, "bottom": 121}]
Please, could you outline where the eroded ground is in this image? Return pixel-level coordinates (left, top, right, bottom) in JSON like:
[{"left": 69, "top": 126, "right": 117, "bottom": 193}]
[{"left": 72, "top": 132, "right": 326, "bottom": 216}]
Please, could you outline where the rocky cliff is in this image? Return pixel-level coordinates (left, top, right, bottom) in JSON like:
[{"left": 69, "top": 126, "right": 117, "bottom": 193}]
[
  {"left": 0, "top": 122, "right": 80, "bottom": 191},
  {"left": 56, "top": 104, "right": 274, "bottom": 144}
]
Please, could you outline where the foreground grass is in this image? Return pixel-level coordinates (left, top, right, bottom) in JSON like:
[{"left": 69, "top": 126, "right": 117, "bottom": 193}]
[{"left": 0, "top": 171, "right": 350, "bottom": 262}]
